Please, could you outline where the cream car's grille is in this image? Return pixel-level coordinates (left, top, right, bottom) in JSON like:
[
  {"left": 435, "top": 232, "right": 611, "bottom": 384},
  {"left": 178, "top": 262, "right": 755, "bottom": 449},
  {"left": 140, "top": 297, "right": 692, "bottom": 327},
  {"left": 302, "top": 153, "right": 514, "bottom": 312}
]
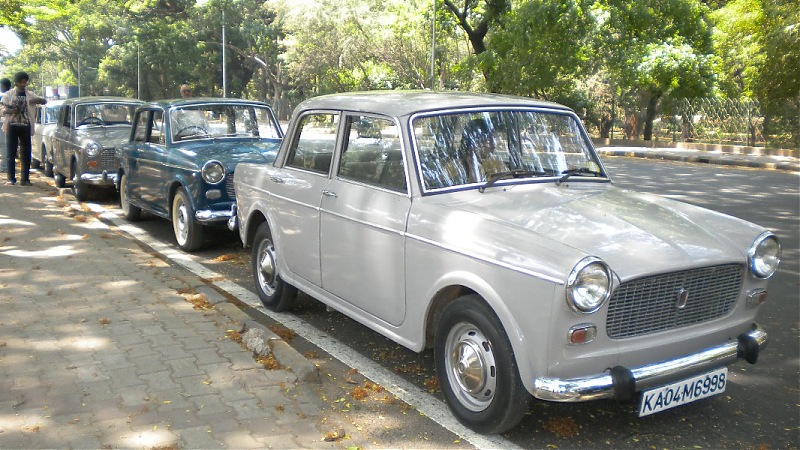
[
  {"left": 99, "top": 148, "right": 118, "bottom": 171},
  {"left": 226, "top": 173, "right": 235, "bottom": 199},
  {"left": 606, "top": 264, "right": 743, "bottom": 339}
]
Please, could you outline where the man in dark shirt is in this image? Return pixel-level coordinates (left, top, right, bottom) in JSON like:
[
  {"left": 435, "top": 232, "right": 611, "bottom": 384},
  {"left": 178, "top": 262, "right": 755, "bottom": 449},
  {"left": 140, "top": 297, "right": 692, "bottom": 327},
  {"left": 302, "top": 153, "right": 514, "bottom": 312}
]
[{"left": 1, "top": 72, "right": 46, "bottom": 186}]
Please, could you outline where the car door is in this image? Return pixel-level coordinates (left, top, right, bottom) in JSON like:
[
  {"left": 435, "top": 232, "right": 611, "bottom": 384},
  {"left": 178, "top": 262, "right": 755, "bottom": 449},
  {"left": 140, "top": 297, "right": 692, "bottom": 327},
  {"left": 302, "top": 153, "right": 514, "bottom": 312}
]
[
  {"left": 131, "top": 109, "right": 168, "bottom": 212},
  {"left": 319, "top": 114, "right": 411, "bottom": 326},
  {"left": 262, "top": 111, "right": 339, "bottom": 288},
  {"left": 51, "top": 104, "right": 72, "bottom": 173}
]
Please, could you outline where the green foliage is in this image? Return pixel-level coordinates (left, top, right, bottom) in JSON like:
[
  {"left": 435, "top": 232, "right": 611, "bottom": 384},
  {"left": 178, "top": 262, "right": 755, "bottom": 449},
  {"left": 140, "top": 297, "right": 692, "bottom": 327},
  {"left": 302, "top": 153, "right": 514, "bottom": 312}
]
[
  {"left": 0, "top": 0, "right": 795, "bottom": 147},
  {"left": 484, "top": 0, "right": 594, "bottom": 98}
]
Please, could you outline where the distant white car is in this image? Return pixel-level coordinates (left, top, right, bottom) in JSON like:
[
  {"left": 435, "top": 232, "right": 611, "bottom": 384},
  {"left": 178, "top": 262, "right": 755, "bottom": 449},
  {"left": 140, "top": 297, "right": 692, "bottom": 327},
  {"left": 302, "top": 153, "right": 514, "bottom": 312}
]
[
  {"left": 31, "top": 99, "right": 63, "bottom": 176},
  {"left": 232, "top": 91, "right": 780, "bottom": 434}
]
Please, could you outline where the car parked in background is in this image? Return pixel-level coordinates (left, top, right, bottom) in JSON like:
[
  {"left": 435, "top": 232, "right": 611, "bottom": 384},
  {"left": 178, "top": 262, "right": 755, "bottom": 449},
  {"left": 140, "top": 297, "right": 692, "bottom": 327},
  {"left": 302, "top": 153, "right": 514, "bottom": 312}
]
[
  {"left": 232, "top": 91, "right": 781, "bottom": 434},
  {"left": 116, "top": 98, "right": 283, "bottom": 251},
  {"left": 51, "top": 96, "right": 144, "bottom": 200},
  {"left": 31, "top": 99, "right": 64, "bottom": 177}
]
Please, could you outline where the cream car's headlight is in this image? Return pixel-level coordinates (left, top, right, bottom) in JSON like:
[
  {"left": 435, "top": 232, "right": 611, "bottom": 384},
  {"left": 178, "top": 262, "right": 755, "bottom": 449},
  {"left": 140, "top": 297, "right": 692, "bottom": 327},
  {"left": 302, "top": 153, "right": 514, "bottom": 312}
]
[
  {"left": 749, "top": 232, "right": 781, "bottom": 279},
  {"left": 202, "top": 160, "right": 226, "bottom": 184},
  {"left": 566, "top": 257, "right": 612, "bottom": 313},
  {"left": 85, "top": 142, "right": 101, "bottom": 157}
]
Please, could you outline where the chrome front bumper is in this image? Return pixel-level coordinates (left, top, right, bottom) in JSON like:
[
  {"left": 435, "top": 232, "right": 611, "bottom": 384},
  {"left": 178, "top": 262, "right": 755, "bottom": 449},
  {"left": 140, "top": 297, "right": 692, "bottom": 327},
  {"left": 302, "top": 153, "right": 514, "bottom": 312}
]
[
  {"left": 533, "top": 324, "right": 767, "bottom": 402},
  {"left": 195, "top": 209, "right": 234, "bottom": 223},
  {"left": 80, "top": 171, "right": 118, "bottom": 186}
]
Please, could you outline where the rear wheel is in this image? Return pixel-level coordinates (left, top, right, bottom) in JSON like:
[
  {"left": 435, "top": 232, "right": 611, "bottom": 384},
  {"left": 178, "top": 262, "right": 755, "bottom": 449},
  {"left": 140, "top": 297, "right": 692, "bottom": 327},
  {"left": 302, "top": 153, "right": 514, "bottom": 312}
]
[
  {"left": 119, "top": 173, "right": 141, "bottom": 221},
  {"left": 434, "top": 295, "right": 530, "bottom": 434},
  {"left": 171, "top": 187, "right": 203, "bottom": 251},
  {"left": 252, "top": 222, "right": 297, "bottom": 311}
]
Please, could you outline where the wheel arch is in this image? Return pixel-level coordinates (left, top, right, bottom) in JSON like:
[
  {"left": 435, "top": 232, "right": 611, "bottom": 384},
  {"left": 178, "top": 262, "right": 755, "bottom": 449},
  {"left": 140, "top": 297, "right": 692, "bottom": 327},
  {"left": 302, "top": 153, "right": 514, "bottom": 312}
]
[
  {"left": 420, "top": 272, "right": 536, "bottom": 383},
  {"left": 243, "top": 209, "right": 269, "bottom": 249}
]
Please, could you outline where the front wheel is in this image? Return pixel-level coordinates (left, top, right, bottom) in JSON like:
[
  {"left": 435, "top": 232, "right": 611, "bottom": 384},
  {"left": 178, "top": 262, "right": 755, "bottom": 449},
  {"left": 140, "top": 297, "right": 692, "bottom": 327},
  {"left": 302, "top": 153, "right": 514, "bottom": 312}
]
[
  {"left": 44, "top": 155, "right": 54, "bottom": 177},
  {"left": 252, "top": 222, "right": 297, "bottom": 311},
  {"left": 54, "top": 169, "right": 66, "bottom": 188},
  {"left": 171, "top": 188, "right": 203, "bottom": 251},
  {"left": 119, "top": 173, "right": 142, "bottom": 221},
  {"left": 71, "top": 163, "right": 89, "bottom": 201},
  {"left": 434, "top": 295, "right": 530, "bottom": 434}
]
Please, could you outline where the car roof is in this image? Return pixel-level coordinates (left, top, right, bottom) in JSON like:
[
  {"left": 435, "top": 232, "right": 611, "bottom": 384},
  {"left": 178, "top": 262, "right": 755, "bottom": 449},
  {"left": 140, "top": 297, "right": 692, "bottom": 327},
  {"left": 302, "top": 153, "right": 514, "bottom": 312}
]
[
  {"left": 296, "top": 90, "right": 573, "bottom": 117},
  {"left": 61, "top": 96, "right": 144, "bottom": 106},
  {"left": 138, "top": 97, "right": 272, "bottom": 109}
]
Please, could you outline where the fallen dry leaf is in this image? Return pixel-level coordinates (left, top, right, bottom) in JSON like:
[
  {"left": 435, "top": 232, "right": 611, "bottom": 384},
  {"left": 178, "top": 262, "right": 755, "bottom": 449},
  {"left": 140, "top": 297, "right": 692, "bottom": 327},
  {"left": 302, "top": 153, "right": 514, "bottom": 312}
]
[
  {"left": 257, "top": 354, "right": 281, "bottom": 370},
  {"left": 268, "top": 325, "right": 296, "bottom": 341},
  {"left": 322, "top": 428, "right": 347, "bottom": 442},
  {"left": 98, "top": 318, "right": 111, "bottom": 326},
  {"left": 544, "top": 416, "right": 580, "bottom": 438}
]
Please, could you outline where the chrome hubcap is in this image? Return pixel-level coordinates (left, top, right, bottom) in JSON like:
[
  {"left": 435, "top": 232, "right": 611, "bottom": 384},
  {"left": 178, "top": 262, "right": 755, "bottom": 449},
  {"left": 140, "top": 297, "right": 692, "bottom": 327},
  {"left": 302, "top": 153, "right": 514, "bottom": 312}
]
[
  {"left": 445, "top": 322, "right": 496, "bottom": 412},
  {"left": 257, "top": 241, "right": 277, "bottom": 296},
  {"left": 175, "top": 199, "right": 189, "bottom": 243}
]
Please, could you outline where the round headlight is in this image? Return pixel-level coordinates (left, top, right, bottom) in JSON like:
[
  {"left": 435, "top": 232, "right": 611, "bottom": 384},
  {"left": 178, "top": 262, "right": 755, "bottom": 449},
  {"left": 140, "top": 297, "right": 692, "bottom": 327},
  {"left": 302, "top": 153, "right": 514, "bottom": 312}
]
[
  {"left": 749, "top": 232, "right": 781, "bottom": 279},
  {"left": 566, "top": 257, "right": 612, "bottom": 313},
  {"left": 202, "top": 160, "right": 226, "bottom": 184},
  {"left": 85, "top": 142, "right": 101, "bottom": 157}
]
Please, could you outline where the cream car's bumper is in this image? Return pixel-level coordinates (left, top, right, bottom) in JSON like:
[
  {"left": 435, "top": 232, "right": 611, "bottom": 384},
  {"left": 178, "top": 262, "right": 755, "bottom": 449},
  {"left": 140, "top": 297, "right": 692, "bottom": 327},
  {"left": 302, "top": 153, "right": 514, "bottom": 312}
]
[{"left": 533, "top": 324, "right": 767, "bottom": 402}]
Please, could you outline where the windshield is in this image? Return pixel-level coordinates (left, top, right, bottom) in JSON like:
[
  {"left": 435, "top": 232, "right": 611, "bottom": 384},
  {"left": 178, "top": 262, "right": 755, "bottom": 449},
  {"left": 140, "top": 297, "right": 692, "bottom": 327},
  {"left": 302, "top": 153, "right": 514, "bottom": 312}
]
[
  {"left": 413, "top": 109, "right": 605, "bottom": 191},
  {"left": 170, "top": 104, "right": 281, "bottom": 142},
  {"left": 75, "top": 103, "right": 137, "bottom": 126}
]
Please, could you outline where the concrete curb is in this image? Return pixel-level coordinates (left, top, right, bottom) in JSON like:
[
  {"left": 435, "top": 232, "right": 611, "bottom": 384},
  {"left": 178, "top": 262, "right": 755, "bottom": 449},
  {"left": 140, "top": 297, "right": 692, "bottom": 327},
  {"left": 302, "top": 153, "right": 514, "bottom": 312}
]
[{"left": 596, "top": 148, "right": 800, "bottom": 173}]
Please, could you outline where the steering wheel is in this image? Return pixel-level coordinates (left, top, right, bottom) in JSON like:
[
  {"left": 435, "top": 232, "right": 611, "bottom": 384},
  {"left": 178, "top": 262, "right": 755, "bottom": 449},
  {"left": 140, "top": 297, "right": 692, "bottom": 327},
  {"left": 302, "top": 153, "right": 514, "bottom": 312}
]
[
  {"left": 175, "top": 125, "right": 209, "bottom": 140},
  {"left": 78, "top": 116, "right": 105, "bottom": 126}
]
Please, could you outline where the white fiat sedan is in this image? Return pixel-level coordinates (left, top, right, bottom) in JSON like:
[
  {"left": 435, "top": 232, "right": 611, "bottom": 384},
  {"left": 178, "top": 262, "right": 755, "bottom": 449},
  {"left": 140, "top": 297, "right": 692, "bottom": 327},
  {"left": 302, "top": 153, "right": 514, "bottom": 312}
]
[{"left": 232, "top": 91, "right": 780, "bottom": 434}]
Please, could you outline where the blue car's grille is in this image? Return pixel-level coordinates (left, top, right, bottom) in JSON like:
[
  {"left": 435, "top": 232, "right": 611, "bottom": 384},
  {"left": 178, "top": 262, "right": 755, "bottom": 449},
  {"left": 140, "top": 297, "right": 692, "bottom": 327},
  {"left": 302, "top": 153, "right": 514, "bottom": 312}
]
[{"left": 606, "top": 264, "right": 743, "bottom": 339}]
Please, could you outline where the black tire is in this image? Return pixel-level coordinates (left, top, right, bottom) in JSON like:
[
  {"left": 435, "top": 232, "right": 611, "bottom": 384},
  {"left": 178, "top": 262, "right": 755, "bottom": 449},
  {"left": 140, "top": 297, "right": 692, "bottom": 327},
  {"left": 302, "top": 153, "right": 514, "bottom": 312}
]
[
  {"left": 434, "top": 294, "right": 530, "bottom": 434},
  {"left": 119, "top": 173, "right": 142, "bottom": 221},
  {"left": 32, "top": 146, "right": 43, "bottom": 169},
  {"left": 171, "top": 187, "right": 203, "bottom": 251},
  {"left": 71, "top": 162, "right": 89, "bottom": 201},
  {"left": 252, "top": 222, "right": 298, "bottom": 311},
  {"left": 44, "top": 155, "right": 54, "bottom": 177},
  {"left": 54, "top": 169, "right": 66, "bottom": 188}
]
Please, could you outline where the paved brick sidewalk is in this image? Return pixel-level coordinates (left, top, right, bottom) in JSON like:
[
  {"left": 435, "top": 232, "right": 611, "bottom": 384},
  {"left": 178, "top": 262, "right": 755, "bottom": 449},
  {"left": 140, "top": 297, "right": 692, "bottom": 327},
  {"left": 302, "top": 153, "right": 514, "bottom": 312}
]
[{"left": 0, "top": 179, "right": 360, "bottom": 448}]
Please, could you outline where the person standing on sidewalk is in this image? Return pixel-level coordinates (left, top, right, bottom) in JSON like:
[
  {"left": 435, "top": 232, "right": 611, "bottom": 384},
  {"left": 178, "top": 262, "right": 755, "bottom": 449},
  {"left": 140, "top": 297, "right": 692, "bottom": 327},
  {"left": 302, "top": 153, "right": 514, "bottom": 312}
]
[
  {"left": 1, "top": 71, "right": 46, "bottom": 186},
  {"left": 0, "top": 77, "right": 10, "bottom": 174}
]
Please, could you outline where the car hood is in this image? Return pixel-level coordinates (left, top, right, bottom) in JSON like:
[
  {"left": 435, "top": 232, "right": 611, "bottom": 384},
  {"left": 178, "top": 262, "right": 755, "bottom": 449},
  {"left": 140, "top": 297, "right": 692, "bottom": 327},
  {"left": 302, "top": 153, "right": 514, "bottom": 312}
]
[
  {"left": 176, "top": 139, "right": 280, "bottom": 168},
  {"left": 429, "top": 182, "right": 765, "bottom": 282},
  {"left": 75, "top": 126, "right": 132, "bottom": 147}
]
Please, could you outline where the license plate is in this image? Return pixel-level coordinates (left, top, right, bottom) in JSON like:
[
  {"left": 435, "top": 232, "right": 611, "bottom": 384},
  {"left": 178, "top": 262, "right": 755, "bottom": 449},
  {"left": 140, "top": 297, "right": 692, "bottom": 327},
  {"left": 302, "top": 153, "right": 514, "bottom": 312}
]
[{"left": 638, "top": 367, "right": 728, "bottom": 417}]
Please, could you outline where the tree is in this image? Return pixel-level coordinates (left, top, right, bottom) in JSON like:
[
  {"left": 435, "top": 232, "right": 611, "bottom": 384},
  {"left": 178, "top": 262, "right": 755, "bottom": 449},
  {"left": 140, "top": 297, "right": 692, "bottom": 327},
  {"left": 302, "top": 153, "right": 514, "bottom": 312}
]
[
  {"left": 484, "top": 0, "right": 594, "bottom": 100},
  {"left": 599, "top": 0, "right": 716, "bottom": 140}
]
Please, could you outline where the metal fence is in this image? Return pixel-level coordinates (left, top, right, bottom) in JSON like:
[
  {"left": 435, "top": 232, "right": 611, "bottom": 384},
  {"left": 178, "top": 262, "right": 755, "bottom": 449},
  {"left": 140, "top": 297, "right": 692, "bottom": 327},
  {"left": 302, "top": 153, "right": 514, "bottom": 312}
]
[{"left": 606, "top": 97, "right": 767, "bottom": 147}]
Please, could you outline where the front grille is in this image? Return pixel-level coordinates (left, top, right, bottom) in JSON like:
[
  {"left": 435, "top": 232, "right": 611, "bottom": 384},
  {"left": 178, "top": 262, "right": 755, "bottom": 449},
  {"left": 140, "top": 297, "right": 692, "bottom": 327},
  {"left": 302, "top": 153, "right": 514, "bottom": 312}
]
[
  {"left": 606, "top": 264, "right": 743, "bottom": 339},
  {"left": 99, "top": 148, "right": 118, "bottom": 171},
  {"left": 226, "top": 173, "right": 235, "bottom": 199}
]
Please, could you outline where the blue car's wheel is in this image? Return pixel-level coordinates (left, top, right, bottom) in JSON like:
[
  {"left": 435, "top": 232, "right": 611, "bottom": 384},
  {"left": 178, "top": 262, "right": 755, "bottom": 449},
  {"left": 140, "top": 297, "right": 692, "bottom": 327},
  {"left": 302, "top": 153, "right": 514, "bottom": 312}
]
[{"left": 171, "top": 187, "right": 203, "bottom": 251}]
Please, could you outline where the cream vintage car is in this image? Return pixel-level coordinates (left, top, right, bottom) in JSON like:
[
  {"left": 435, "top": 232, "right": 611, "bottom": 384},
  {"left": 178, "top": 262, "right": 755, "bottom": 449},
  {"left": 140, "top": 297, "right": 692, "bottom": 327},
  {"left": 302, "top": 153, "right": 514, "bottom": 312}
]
[{"left": 231, "top": 91, "right": 780, "bottom": 433}]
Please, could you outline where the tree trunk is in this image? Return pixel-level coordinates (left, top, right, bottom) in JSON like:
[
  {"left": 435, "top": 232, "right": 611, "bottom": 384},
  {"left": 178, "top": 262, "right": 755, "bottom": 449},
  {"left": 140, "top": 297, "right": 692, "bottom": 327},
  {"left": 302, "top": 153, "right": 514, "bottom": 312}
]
[{"left": 643, "top": 93, "right": 661, "bottom": 141}]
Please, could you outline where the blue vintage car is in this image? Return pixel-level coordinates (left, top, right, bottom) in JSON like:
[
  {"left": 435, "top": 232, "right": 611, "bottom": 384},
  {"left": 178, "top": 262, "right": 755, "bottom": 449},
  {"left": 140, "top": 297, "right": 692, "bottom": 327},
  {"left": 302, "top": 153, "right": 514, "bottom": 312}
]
[{"left": 116, "top": 98, "right": 283, "bottom": 251}]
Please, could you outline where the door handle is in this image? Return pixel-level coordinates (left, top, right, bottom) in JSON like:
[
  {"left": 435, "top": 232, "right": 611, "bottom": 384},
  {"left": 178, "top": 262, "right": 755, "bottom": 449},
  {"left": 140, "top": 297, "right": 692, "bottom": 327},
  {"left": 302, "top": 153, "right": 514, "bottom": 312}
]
[
  {"left": 270, "top": 176, "right": 285, "bottom": 184},
  {"left": 322, "top": 190, "right": 337, "bottom": 198}
]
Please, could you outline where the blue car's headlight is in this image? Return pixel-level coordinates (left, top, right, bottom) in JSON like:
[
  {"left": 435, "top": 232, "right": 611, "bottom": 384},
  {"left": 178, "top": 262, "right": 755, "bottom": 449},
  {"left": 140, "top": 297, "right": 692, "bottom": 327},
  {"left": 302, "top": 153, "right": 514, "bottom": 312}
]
[
  {"left": 749, "top": 232, "right": 781, "bottom": 279},
  {"left": 202, "top": 160, "right": 226, "bottom": 185},
  {"left": 85, "top": 142, "right": 101, "bottom": 157},
  {"left": 566, "top": 257, "right": 612, "bottom": 313}
]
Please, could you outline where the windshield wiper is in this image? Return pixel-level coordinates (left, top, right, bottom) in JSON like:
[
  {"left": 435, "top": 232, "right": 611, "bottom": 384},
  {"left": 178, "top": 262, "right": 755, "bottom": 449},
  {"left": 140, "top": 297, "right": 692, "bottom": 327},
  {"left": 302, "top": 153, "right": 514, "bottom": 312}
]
[
  {"left": 479, "top": 169, "right": 548, "bottom": 192},
  {"left": 555, "top": 167, "right": 604, "bottom": 185}
]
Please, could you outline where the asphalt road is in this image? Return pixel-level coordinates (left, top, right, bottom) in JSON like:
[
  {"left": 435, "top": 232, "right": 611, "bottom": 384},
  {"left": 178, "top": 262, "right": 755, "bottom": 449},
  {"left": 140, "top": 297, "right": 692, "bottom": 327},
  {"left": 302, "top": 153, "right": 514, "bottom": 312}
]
[{"left": 81, "top": 157, "right": 799, "bottom": 449}]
